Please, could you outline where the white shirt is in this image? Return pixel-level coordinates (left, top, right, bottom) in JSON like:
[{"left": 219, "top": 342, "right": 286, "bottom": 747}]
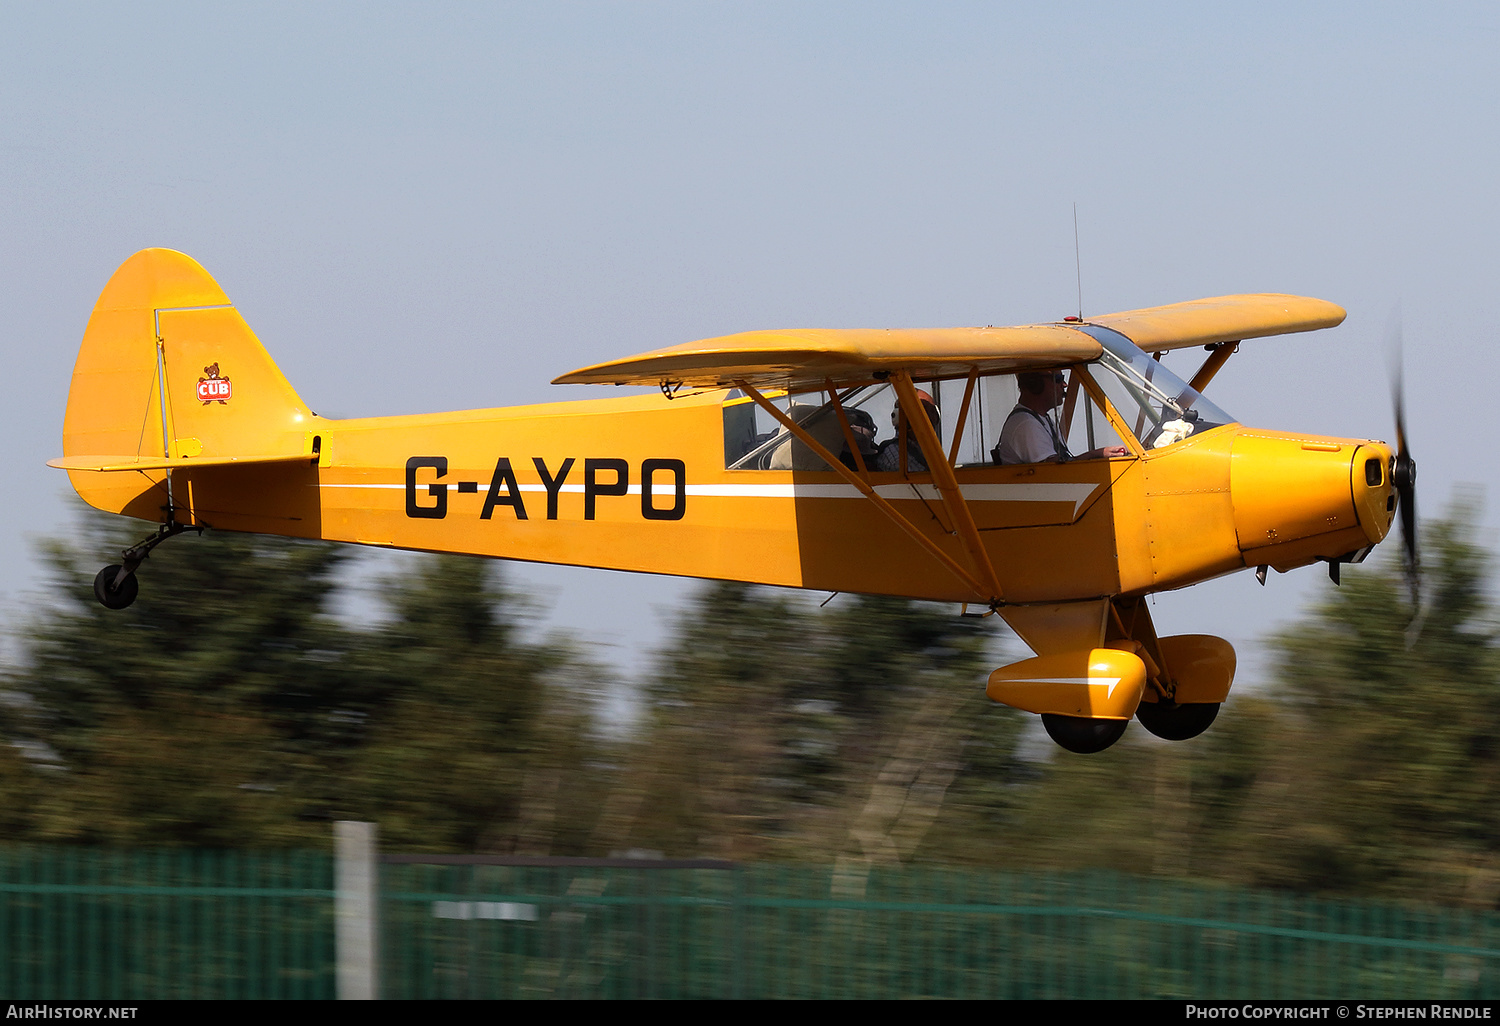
[{"left": 996, "top": 405, "right": 1065, "bottom": 465}]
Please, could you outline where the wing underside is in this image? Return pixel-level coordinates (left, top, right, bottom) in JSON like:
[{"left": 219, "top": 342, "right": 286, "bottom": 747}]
[{"left": 554, "top": 293, "right": 1345, "bottom": 392}]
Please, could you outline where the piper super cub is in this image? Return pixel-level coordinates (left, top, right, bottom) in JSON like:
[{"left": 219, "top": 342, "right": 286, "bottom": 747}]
[{"left": 51, "top": 249, "right": 1415, "bottom": 753}]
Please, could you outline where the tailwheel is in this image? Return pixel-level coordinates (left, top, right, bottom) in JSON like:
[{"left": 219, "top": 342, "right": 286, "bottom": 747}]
[
  {"left": 1041, "top": 714, "right": 1129, "bottom": 754},
  {"left": 93, "top": 565, "right": 139, "bottom": 610},
  {"left": 1135, "top": 701, "right": 1219, "bottom": 741},
  {"left": 90, "top": 518, "right": 204, "bottom": 611}
]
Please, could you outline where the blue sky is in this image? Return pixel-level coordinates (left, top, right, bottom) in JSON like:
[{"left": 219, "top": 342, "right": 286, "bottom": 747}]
[{"left": 3, "top": 2, "right": 1495, "bottom": 683}]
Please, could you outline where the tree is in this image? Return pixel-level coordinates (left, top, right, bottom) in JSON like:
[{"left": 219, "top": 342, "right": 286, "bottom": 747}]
[
  {"left": 337, "top": 553, "right": 609, "bottom": 853},
  {"left": 1228, "top": 494, "right": 1500, "bottom": 902},
  {"left": 2, "top": 510, "right": 612, "bottom": 851},
  {"left": 618, "top": 582, "right": 815, "bottom": 859},
  {"left": 947, "top": 495, "right": 1500, "bottom": 905},
  {"left": 6, "top": 513, "right": 360, "bottom": 845},
  {"left": 618, "top": 582, "right": 1021, "bottom": 864}
]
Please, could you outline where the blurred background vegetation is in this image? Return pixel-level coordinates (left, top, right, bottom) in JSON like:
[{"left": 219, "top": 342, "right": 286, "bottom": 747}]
[{"left": 1, "top": 494, "right": 1495, "bottom": 910}]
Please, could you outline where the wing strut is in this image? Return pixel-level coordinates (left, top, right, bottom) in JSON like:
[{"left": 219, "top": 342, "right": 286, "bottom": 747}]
[
  {"left": 1185, "top": 341, "right": 1239, "bottom": 395},
  {"left": 732, "top": 379, "right": 1002, "bottom": 607},
  {"left": 824, "top": 379, "right": 870, "bottom": 476},
  {"left": 891, "top": 371, "right": 1006, "bottom": 606},
  {"left": 946, "top": 369, "right": 978, "bottom": 467}
]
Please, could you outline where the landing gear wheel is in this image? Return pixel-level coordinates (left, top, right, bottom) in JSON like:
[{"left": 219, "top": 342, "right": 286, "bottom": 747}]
[
  {"left": 1135, "top": 701, "right": 1220, "bottom": 741},
  {"left": 1041, "top": 714, "right": 1129, "bottom": 754},
  {"left": 93, "top": 565, "right": 139, "bottom": 610}
]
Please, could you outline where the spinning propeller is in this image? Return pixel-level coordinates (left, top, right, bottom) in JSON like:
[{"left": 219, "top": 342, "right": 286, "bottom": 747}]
[{"left": 1389, "top": 320, "right": 1420, "bottom": 617}]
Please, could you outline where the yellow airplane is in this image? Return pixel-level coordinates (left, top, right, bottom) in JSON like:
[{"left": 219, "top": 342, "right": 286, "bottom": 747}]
[{"left": 50, "top": 248, "right": 1415, "bottom": 753}]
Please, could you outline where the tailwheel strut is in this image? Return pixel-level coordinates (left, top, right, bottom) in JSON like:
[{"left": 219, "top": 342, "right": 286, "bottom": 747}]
[{"left": 93, "top": 519, "right": 203, "bottom": 610}]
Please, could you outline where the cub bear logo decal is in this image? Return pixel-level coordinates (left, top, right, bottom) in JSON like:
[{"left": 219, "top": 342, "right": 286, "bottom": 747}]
[{"left": 197, "top": 363, "right": 232, "bottom": 404}]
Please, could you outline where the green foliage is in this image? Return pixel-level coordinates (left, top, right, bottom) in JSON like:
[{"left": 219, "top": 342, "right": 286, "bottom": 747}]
[
  {"left": 338, "top": 555, "right": 606, "bottom": 853},
  {"left": 628, "top": 582, "right": 814, "bottom": 857},
  {"left": 622, "top": 583, "right": 1022, "bottom": 862},
  {"left": 1229, "top": 494, "right": 1500, "bottom": 901},
  {"left": 9, "top": 516, "right": 358, "bottom": 845},
  {"left": 11, "top": 495, "right": 1500, "bottom": 911},
  {"left": 1, "top": 511, "right": 611, "bottom": 851},
  {"left": 965, "top": 495, "right": 1500, "bottom": 906}
]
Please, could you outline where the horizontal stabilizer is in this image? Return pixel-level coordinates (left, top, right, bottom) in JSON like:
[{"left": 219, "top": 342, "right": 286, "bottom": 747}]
[{"left": 49, "top": 453, "right": 314, "bottom": 473}]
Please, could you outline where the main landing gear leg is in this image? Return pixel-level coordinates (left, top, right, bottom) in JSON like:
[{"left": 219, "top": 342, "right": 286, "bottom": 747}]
[{"left": 92, "top": 520, "right": 203, "bottom": 610}]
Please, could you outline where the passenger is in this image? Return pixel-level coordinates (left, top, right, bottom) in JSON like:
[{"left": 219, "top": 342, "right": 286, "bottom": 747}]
[
  {"left": 873, "top": 390, "right": 941, "bottom": 472},
  {"left": 768, "top": 402, "right": 848, "bottom": 471},
  {"left": 839, "top": 407, "right": 879, "bottom": 470},
  {"left": 993, "top": 371, "right": 1128, "bottom": 465}
]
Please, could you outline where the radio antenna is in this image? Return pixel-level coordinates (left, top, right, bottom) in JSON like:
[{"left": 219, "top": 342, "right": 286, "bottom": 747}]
[{"left": 1073, "top": 202, "right": 1083, "bottom": 321}]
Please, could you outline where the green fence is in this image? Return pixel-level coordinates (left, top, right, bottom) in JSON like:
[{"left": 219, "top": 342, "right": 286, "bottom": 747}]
[
  {"left": 0, "top": 847, "right": 334, "bottom": 999},
  {"left": 2, "top": 845, "right": 1498, "bottom": 999},
  {"left": 379, "top": 860, "right": 1500, "bottom": 999}
]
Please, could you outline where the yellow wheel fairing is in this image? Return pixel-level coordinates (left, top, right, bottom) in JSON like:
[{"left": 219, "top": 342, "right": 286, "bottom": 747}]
[
  {"left": 1148, "top": 634, "right": 1236, "bottom": 705},
  {"left": 986, "top": 648, "right": 1147, "bottom": 720}
]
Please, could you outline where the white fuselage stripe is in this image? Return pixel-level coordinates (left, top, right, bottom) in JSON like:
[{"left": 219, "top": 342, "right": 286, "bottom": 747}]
[{"left": 319, "top": 481, "right": 1101, "bottom": 514}]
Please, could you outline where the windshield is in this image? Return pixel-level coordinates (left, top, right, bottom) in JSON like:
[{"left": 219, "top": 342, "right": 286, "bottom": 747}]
[{"left": 1075, "top": 325, "right": 1236, "bottom": 448}]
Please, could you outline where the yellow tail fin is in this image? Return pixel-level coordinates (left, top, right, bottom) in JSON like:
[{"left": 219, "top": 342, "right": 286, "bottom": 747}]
[{"left": 59, "top": 249, "right": 317, "bottom": 521}]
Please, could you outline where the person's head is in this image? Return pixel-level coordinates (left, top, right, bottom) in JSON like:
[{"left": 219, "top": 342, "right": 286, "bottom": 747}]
[
  {"left": 889, "top": 389, "right": 941, "bottom": 435},
  {"left": 1017, "top": 370, "right": 1067, "bottom": 409},
  {"left": 847, "top": 408, "right": 877, "bottom": 450}
]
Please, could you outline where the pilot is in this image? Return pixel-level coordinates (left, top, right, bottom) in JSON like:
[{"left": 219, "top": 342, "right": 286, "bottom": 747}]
[
  {"left": 993, "top": 370, "right": 1128, "bottom": 465},
  {"left": 874, "top": 390, "right": 941, "bottom": 472}
]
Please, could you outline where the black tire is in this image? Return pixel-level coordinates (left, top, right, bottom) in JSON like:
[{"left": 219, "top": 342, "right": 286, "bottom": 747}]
[
  {"left": 1041, "top": 714, "right": 1129, "bottom": 754},
  {"left": 93, "top": 565, "right": 139, "bottom": 610},
  {"left": 1135, "top": 701, "right": 1220, "bottom": 741}
]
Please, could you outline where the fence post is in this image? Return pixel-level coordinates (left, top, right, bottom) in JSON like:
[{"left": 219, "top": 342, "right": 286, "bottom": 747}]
[{"left": 335, "top": 821, "right": 379, "bottom": 999}]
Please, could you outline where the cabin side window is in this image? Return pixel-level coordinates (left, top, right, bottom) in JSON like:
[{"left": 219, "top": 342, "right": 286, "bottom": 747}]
[
  {"left": 963, "top": 369, "right": 1134, "bottom": 465},
  {"left": 723, "top": 383, "right": 953, "bottom": 472},
  {"left": 723, "top": 390, "right": 845, "bottom": 471},
  {"left": 719, "top": 368, "right": 1159, "bottom": 472}
]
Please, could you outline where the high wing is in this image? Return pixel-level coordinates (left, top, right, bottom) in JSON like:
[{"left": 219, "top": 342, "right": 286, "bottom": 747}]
[
  {"left": 554, "top": 293, "right": 1345, "bottom": 392},
  {"left": 1087, "top": 294, "right": 1346, "bottom": 353},
  {"left": 554, "top": 325, "right": 1097, "bottom": 393}
]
